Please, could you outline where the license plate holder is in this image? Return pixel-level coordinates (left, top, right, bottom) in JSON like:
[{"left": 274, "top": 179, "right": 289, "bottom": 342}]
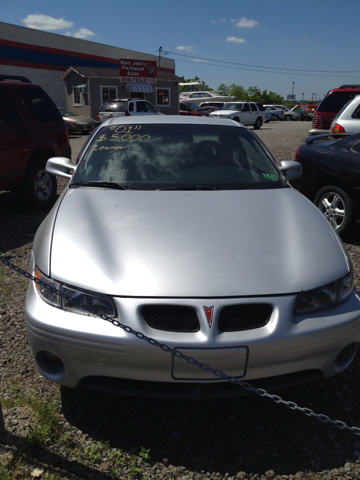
[{"left": 172, "top": 347, "right": 248, "bottom": 380}]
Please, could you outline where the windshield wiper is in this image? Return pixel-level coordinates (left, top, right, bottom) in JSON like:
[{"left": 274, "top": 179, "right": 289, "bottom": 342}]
[
  {"left": 70, "top": 181, "right": 137, "bottom": 190},
  {"left": 156, "top": 185, "right": 219, "bottom": 191}
]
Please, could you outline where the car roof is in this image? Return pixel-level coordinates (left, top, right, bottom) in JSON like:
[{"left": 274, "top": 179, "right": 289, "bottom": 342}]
[{"left": 102, "top": 115, "right": 242, "bottom": 128}]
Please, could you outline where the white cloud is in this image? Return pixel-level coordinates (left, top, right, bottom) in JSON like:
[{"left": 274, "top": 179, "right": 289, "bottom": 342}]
[
  {"left": 193, "top": 59, "right": 208, "bottom": 63},
  {"left": 231, "top": 17, "right": 259, "bottom": 28},
  {"left": 74, "top": 28, "right": 96, "bottom": 39},
  {"left": 22, "top": 14, "right": 73, "bottom": 31},
  {"left": 226, "top": 36, "right": 247, "bottom": 44},
  {"left": 176, "top": 46, "right": 194, "bottom": 52}
]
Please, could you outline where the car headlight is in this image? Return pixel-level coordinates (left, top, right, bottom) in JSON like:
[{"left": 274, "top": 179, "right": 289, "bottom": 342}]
[
  {"left": 294, "top": 271, "right": 354, "bottom": 314},
  {"left": 34, "top": 267, "right": 116, "bottom": 317}
]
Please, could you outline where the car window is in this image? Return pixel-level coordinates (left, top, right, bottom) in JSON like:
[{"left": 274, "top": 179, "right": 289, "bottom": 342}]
[
  {"left": 72, "top": 123, "right": 282, "bottom": 191},
  {"left": 242, "top": 104, "right": 250, "bottom": 112},
  {"left": 318, "top": 91, "right": 360, "bottom": 113},
  {"left": 143, "top": 101, "right": 157, "bottom": 113},
  {"left": 128, "top": 102, "right": 134, "bottom": 112},
  {"left": 352, "top": 103, "right": 360, "bottom": 119},
  {"left": 223, "top": 103, "right": 243, "bottom": 111},
  {"left": 17, "top": 85, "right": 61, "bottom": 122},
  {"left": 101, "top": 101, "right": 126, "bottom": 113},
  {"left": 0, "top": 87, "right": 20, "bottom": 127}
]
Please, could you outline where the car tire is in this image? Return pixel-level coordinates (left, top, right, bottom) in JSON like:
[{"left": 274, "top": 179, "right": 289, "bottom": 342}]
[
  {"left": 21, "top": 157, "right": 58, "bottom": 210},
  {"left": 274, "top": 115, "right": 279, "bottom": 120},
  {"left": 314, "top": 186, "right": 355, "bottom": 237},
  {"left": 285, "top": 115, "right": 292, "bottom": 121},
  {"left": 233, "top": 117, "right": 240, "bottom": 123},
  {"left": 253, "top": 117, "right": 262, "bottom": 130}
]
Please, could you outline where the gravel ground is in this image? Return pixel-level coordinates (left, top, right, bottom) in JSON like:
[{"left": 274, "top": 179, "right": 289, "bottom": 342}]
[{"left": 2, "top": 122, "right": 360, "bottom": 480}]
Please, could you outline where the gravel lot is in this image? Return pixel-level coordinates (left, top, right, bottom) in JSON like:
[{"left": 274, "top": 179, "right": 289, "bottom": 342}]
[{"left": 2, "top": 121, "right": 360, "bottom": 480}]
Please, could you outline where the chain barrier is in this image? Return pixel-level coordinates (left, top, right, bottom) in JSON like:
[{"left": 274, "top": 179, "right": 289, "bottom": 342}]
[{"left": 1, "top": 255, "right": 360, "bottom": 437}]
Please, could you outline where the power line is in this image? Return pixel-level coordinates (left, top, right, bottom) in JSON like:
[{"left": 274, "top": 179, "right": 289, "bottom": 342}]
[{"left": 165, "top": 50, "right": 360, "bottom": 78}]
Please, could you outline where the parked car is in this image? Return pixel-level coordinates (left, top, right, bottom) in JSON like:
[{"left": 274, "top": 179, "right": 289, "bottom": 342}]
[
  {"left": 199, "top": 101, "right": 225, "bottom": 110},
  {"left": 58, "top": 107, "right": 98, "bottom": 134},
  {"left": 264, "top": 106, "right": 285, "bottom": 121},
  {"left": 179, "top": 101, "right": 209, "bottom": 116},
  {"left": 209, "top": 101, "right": 264, "bottom": 129},
  {"left": 0, "top": 74, "right": 71, "bottom": 209},
  {"left": 330, "top": 95, "right": 360, "bottom": 134},
  {"left": 200, "top": 106, "right": 220, "bottom": 113},
  {"left": 283, "top": 107, "right": 301, "bottom": 121},
  {"left": 25, "top": 116, "right": 360, "bottom": 399},
  {"left": 292, "top": 104, "right": 318, "bottom": 121},
  {"left": 310, "top": 85, "right": 360, "bottom": 135},
  {"left": 97, "top": 98, "right": 161, "bottom": 123},
  {"left": 265, "top": 111, "right": 277, "bottom": 123},
  {"left": 290, "top": 132, "right": 360, "bottom": 237}
]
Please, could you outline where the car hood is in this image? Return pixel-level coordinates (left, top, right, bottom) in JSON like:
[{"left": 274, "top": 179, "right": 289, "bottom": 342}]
[
  {"left": 210, "top": 110, "right": 240, "bottom": 116},
  {"left": 47, "top": 188, "right": 350, "bottom": 298},
  {"left": 64, "top": 115, "right": 97, "bottom": 124}
]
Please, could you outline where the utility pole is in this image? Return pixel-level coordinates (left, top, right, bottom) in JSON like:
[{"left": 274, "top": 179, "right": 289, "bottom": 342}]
[{"left": 159, "top": 46, "right": 162, "bottom": 71}]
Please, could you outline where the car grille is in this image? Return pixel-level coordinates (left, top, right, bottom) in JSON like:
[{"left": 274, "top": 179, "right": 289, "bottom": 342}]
[
  {"left": 142, "top": 303, "right": 272, "bottom": 333},
  {"left": 218, "top": 304, "right": 272, "bottom": 332},
  {"left": 142, "top": 305, "right": 200, "bottom": 332}
]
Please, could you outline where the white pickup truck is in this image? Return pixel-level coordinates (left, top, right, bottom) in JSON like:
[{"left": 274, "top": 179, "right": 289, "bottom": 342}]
[{"left": 209, "top": 101, "right": 265, "bottom": 130}]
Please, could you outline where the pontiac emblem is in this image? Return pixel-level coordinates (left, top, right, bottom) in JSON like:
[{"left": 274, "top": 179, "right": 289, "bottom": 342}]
[{"left": 204, "top": 306, "right": 214, "bottom": 328}]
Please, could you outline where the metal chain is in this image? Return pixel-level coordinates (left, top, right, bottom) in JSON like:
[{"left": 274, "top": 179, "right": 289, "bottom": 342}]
[{"left": 2, "top": 255, "right": 360, "bottom": 437}]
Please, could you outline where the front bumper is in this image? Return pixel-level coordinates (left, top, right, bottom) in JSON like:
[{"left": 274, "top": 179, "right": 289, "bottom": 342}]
[{"left": 25, "top": 277, "right": 360, "bottom": 398}]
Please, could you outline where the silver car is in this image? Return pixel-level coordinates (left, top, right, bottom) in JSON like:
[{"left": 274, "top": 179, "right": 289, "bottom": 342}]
[
  {"left": 25, "top": 116, "right": 360, "bottom": 399},
  {"left": 330, "top": 95, "right": 360, "bottom": 134}
]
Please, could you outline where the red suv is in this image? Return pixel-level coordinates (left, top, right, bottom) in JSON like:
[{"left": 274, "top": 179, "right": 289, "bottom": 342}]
[
  {"left": 179, "top": 101, "right": 209, "bottom": 117},
  {"left": 0, "top": 75, "right": 71, "bottom": 209},
  {"left": 309, "top": 85, "right": 360, "bottom": 135}
]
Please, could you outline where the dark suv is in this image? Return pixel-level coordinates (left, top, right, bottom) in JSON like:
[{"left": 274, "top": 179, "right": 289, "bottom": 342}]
[
  {"left": 0, "top": 75, "right": 71, "bottom": 209},
  {"left": 310, "top": 85, "right": 360, "bottom": 135}
]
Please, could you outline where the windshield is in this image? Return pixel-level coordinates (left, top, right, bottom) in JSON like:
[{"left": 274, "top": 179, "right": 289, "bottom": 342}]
[
  {"left": 221, "top": 103, "right": 243, "bottom": 111},
  {"left": 187, "top": 102, "right": 204, "bottom": 112},
  {"left": 72, "top": 123, "right": 282, "bottom": 191}
]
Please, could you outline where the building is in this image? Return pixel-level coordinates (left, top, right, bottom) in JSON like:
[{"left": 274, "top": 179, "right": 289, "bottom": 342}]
[{"left": 0, "top": 21, "right": 182, "bottom": 117}]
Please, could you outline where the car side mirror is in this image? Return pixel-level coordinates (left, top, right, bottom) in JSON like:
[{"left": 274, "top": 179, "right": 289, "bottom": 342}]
[
  {"left": 279, "top": 160, "right": 302, "bottom": 180},
  {"left": 46, "top": 157, "right": 76, "bottom": 179}
]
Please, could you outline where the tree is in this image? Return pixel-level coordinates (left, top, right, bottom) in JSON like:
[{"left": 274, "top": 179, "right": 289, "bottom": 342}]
[{"left": 216, "top": 83, "right": 284, "bottom": 103}]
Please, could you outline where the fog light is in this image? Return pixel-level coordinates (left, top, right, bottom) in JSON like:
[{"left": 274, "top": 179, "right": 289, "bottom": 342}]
[
  {"left": 335, "top": 343, "right": 358, "bottom": 371},
  {"left": 36, "top": 350, "right": 65, "bottom": 377}
]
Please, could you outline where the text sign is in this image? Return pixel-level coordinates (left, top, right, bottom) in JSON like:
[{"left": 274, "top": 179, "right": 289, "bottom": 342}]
[{"left": 119, "top": 59, "right": 157, "bottom": 83}]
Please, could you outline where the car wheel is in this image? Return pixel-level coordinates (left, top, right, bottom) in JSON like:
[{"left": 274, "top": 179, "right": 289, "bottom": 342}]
[
  {"left": 314, "top": 186, "right": 355, "bottom": 236},
  {"left": 233, "top": 117, "right": 240, "bottom": 123},
  {"left": 21, "top": 157, "right": 58, "bottom": 210},
  {"left": 253, "top": 117, "right": 262, "bottom": 130},
  {"left": 274, "top": 115, "right": 279, "bottom": 120},
  {"left": 285, "top": 115, "right": 292, "bottom": 121}
]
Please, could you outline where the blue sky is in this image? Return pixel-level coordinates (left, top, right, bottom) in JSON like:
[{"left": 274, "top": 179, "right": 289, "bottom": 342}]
[{"left": 1, "top": 0, "right": 360, "bottom": 102}]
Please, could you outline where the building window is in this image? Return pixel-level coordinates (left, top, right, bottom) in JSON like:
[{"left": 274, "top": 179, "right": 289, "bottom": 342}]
[
  {"left": 73, "top": 86, "right": 82, "bottom": 106},
  {"left": 101, "top": 86, "right": 118, "bottom": 103},
  {"left": 156, "top": 88, "right": 170, "bottom": 106}
]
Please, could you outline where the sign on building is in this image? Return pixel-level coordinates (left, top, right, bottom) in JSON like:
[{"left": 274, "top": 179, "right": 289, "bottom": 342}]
[{"left": 119, "top": 59, "right": 157, "bottom": 83}]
